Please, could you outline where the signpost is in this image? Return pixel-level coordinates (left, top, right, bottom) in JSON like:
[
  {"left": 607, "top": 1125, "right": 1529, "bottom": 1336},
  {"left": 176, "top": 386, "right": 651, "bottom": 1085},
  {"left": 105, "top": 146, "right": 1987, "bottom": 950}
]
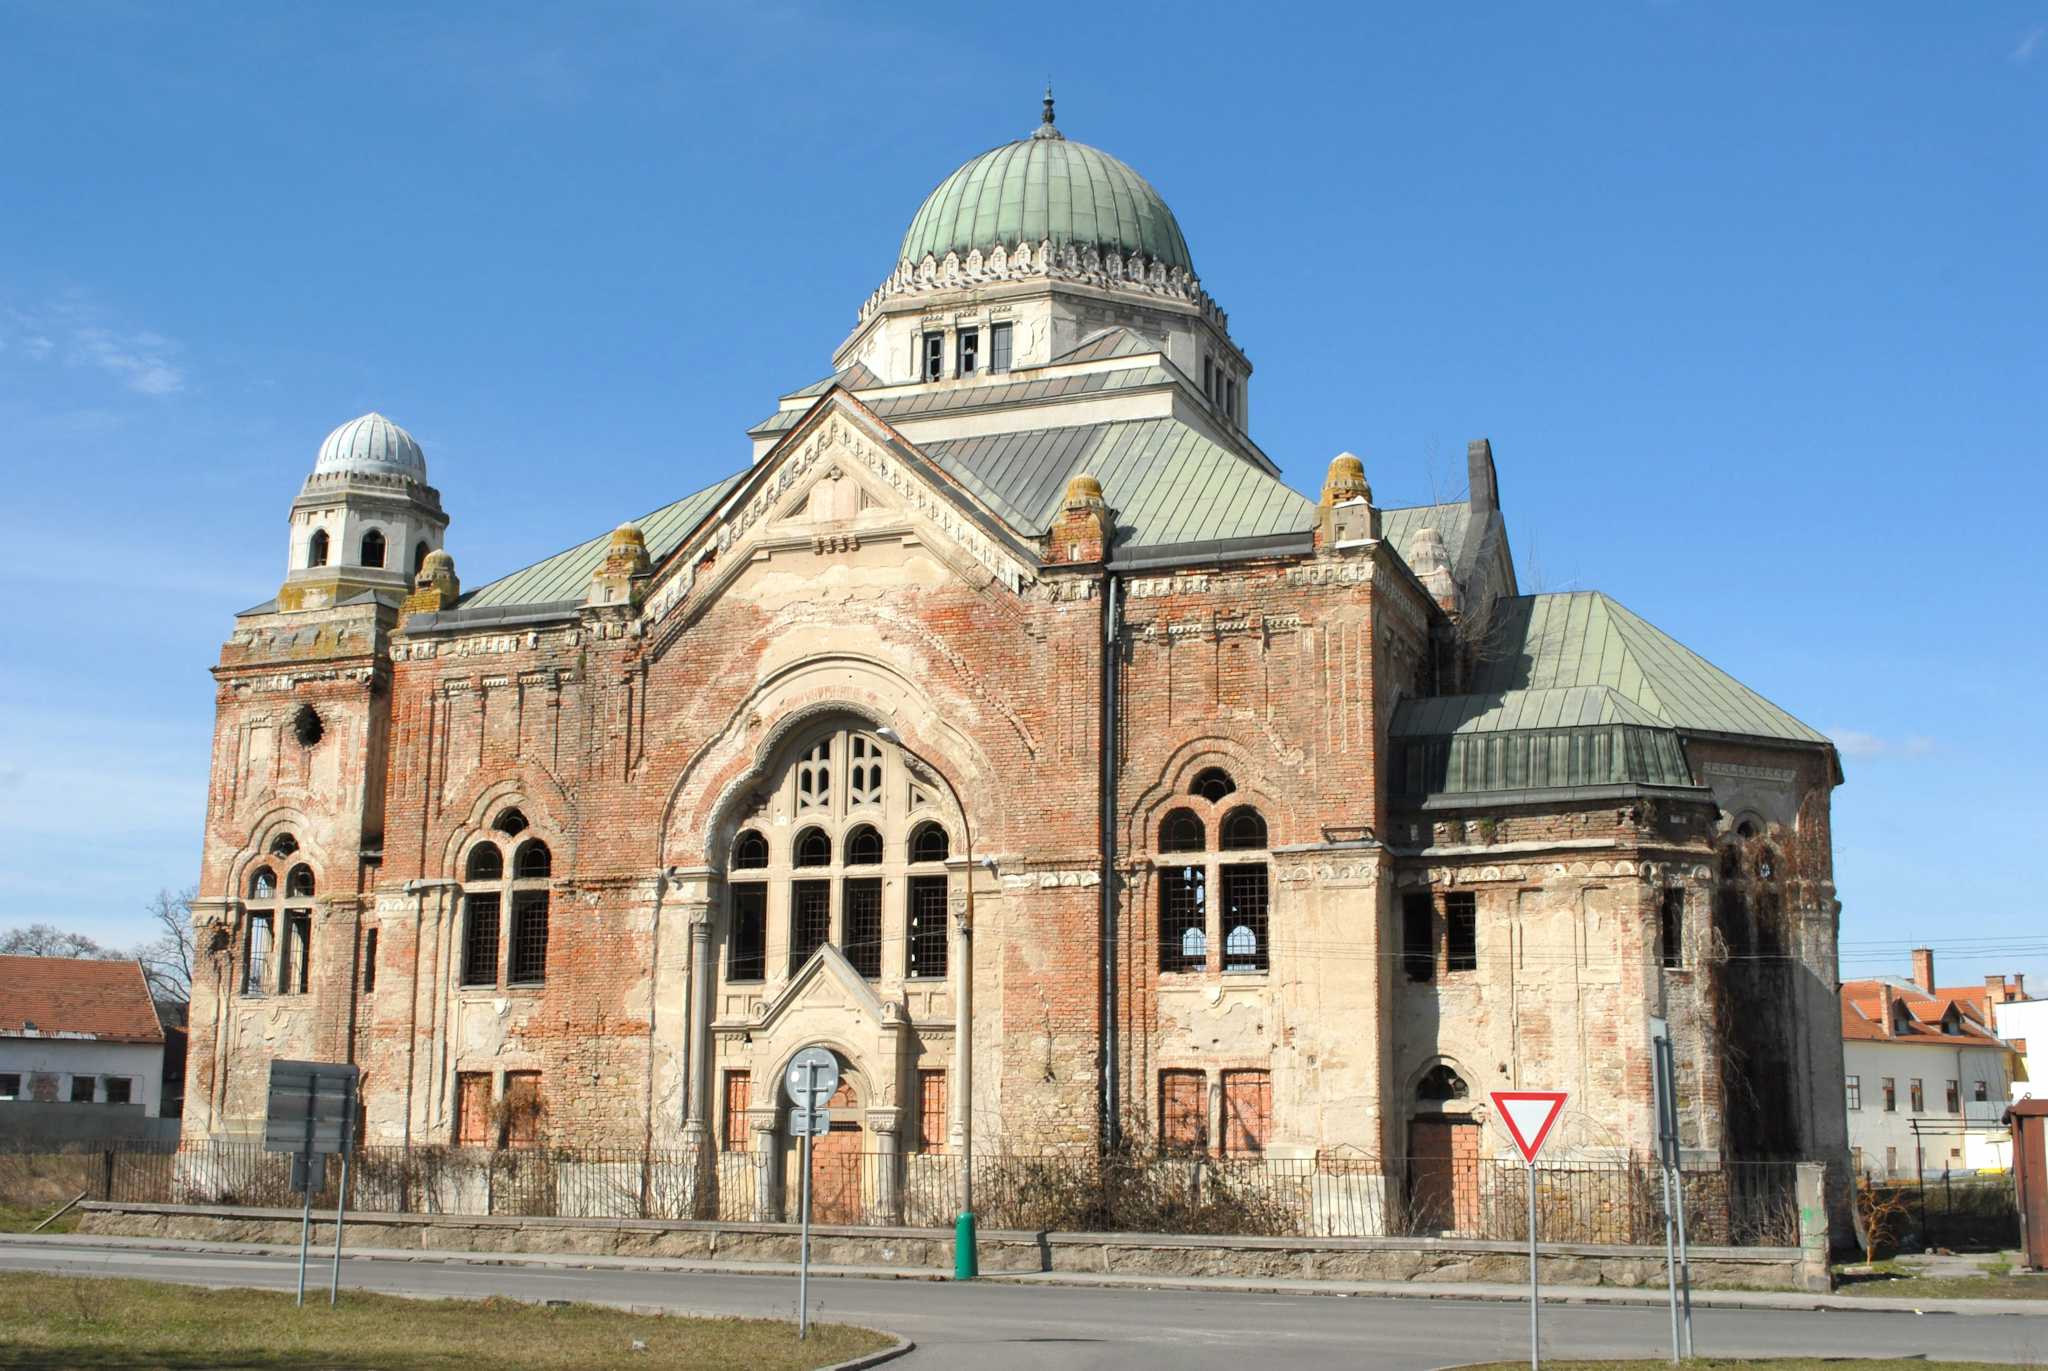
[
  {"left": 1649, "top": 1018, "right": 1694, "bottom": 1362},
  {"left": 1492, "top": 1090, "right": 1568, "bottom": 1371},
  {"left": 784, "top": 1047, "right": 839, "bottom": 1341},
  {"left": 263, "top": 1060, "right": 359, "bottom": 1308}
]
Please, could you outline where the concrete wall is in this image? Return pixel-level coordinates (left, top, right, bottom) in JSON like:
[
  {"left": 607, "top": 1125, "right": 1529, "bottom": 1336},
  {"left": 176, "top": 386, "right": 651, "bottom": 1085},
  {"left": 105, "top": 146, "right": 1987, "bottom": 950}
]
[{"left": 0, "top": 1101, "right": 179, "bottom": 1149}]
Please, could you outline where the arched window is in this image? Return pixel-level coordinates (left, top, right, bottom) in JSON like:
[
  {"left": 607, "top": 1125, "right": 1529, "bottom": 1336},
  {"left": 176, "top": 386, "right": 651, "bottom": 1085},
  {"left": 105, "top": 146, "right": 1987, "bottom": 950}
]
[
  {"left": 413, "top": 541, "right": 430, "bottom": 577},
  {"left": 249, "top": 867, "right": 276, "bottom": 900},
  {"left": 462, "top": 835, "right": 550, "bottom": 987},
  {"left": 1417, "top": 1063, "right": 1469, "bottom": 1101},
  {"left": 360, "top": 529, "right": 386, "bottom": 568},
  {"left": 731, "top": 830, "right": 769, "bottom": 870},
  {"left": 494, "top": 808, "right": 529, "bottom": 837},
  {"left": 270, "top": 833, "right": 299, "bottom": 858},
  {"left": 794, "top": 828, "right": 832, "bottom": 867},
  {"left": 845, "top": 825, "right": 884, "bottom": 865},
  {"left": 848, "top": 734, "right": 883, "bottom": 808},
  {"left": 1191, "top": 767, "right": 1236, "bottom": 803},
  {"left": 909, "top": 822, "right": 950, "bottom": 864},
  {"left": 243, "top": 853, "right": 312, "bottom": 997},
  {"left": 285, "top": 864, "right": 315, "bottom": 899},
  {"left": 307, "top": 529, "right": 329, "bottom": 568},
  {"left": 1159, "top": 809, "right": 1205, "bottom": 854},
  {"left": 1219, "top": 807, "right": 1268, "bottom": 851}
]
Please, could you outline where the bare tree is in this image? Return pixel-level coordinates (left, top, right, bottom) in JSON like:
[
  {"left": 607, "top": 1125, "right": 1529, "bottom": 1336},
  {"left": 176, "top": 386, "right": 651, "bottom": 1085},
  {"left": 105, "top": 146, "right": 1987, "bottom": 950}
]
[
  {"left": 0, "top": 923, "right": 124, "bottom": 959},
  {"left": 136, "top": 886, "right": 196, "bottom": 1007}
]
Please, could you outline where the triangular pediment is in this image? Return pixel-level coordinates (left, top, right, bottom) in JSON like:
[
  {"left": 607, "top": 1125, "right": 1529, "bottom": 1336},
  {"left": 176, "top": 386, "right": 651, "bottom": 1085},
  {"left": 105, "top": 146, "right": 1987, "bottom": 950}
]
[
  {"left": 641, "top": 389, "right": 1045, "bottom": 627},
  {"left": 756, "top": 942, "right": 889, "bottom": 1032}
]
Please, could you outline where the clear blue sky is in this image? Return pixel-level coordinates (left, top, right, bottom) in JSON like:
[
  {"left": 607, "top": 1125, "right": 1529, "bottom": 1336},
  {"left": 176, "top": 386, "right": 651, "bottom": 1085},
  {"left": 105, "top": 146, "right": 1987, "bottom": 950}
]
[{"left": 2, "top": 4, "right": 2042, "bottom": 989}]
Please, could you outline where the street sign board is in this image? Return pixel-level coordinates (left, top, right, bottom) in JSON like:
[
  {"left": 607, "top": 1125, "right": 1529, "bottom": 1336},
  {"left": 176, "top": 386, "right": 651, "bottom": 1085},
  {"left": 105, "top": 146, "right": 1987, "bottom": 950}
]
[
  {"left": 1649, "top": 1017, "right": 1681, "bottom": 1169},
  {"left": 785, "top": 1047, "right": 840, "bottom": 1110},
  {"left": 789, "top": 1107, "right": 831, "bottom": 1137},
  {"left": 264, "top": 1060, "right": 360, "bottom": 1156},
  {"left": 1491, "top": 1090, "right": 1568, "bottom": 1164}
]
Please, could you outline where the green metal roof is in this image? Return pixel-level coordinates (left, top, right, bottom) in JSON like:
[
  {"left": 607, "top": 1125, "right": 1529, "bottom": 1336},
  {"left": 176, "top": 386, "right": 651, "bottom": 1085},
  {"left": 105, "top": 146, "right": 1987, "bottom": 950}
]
[
  {"left": 1379, "top": 501, "right": 1473, "bottom": 576},
  {"left": 1054, "top": 326, "right": 1162, "bottom": 365},
  {"left": 1395, "top": 724, "right": 1696, "bottom": 800},
  {"left": 463, "top": 473, "right": 743, "bottom": 609},
  {"left": 899, "top": 133, "right": 1193, "bottom": 273}
]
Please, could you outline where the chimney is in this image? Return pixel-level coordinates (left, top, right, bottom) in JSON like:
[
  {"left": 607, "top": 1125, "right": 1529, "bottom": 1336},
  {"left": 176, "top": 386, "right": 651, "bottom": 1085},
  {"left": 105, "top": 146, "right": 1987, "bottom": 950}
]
[
  {"left": 1986, "top": 973, "right": 2027, "bottom": 1005},
  {"left": 1467, "top": 438, "right": 1499, "bottom": 516},
  {"left": 1911, "top": 948, "right": 1935, "bottom": 994}
]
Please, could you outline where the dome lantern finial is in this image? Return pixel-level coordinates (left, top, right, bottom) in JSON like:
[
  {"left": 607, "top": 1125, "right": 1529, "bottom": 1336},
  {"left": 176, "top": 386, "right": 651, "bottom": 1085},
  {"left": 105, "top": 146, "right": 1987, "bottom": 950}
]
[{"left": 1033, "top": 80, "right": 1063, "bottom": 141}]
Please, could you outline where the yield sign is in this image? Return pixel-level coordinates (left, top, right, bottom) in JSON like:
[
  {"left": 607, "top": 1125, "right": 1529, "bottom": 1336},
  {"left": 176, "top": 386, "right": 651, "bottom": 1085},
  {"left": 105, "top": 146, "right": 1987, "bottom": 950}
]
[{"left": 1491, "top": 1090, "right": 1568, "bottom": 1163}]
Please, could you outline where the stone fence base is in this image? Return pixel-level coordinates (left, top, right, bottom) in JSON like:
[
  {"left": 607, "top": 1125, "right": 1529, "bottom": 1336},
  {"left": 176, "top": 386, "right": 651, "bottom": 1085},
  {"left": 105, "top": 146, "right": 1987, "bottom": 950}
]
[{"left": 76, "top": 1202, "right": 1823, "bottom": 1291}]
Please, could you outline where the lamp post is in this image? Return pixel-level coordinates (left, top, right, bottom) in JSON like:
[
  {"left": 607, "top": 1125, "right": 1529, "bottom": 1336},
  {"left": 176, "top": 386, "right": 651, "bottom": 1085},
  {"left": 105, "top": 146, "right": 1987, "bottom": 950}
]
[{"left": 874, "top": 724, "right": 990, "bottom": 1277}]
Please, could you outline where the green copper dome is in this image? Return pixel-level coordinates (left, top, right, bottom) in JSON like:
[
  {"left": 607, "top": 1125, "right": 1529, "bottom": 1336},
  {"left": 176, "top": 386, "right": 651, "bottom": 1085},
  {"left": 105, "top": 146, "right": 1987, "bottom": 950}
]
[{"left": 898, "top": 101, "right": 1194, "bottom": 274}]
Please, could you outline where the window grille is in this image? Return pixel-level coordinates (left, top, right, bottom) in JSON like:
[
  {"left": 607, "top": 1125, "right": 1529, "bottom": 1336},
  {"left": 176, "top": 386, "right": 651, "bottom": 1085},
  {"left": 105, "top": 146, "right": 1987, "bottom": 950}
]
[
  {"left": 244, "top": 914, "right": 273, "bottom": 996},
  {"left": 728, "top": 883, "right": 767, "bottom": 981},
  {"left": 790, "top": 880, "right": 830, "bottom": 972},
  {"left": 918, "top": 1070, "right": 948, "bottom": 1152},
  {"left": 1219, "top": 806, "right": 1267, "bottom": 850},
  {"left": 283, "top": 912, "right": 311, "bottom": 994},
  {"left": 908, "top": 875, "right": 949, "bottom": 978},
  {"left": 843, "top": 877, "right": 883, "bottom": 978},
  {"left": 723, "top": 1071, "right": 751, "bottom": 1151},
  {"left": 1158, "top": 808, "right": 1204, "bottom": 854},
  {"left": 1158, "top": 865, "right": 1207, "bottom": 972},
  {"left": 845, "top": 824, "right": 883, "bottom": 865},
  {"left": 461, "top": 894, "right": 501, "bottom": 986},
  {"left": 909, "top": 821, "right": 949, "bottom": 864},
  {"left": 509, "top": 890, "right": 549, "bottom": 984},
  {"left": 732, "top": 830, "right": 769, "bottom": 869},
  {"left": 794, "top": 827, "right": 832, "bottom": 867},
  {"left": 1190, "top": 767, "right": 1236, "bottom": 802},
  {"left": 1444, "top": 892, "right": 1477, "bottom": 972},
  {"left": 1220, "top": 864, "right": 1268, "bottom": 972},
  {"left": 1160, "top": 1070, "right": 1208, "bottom": 1153}
]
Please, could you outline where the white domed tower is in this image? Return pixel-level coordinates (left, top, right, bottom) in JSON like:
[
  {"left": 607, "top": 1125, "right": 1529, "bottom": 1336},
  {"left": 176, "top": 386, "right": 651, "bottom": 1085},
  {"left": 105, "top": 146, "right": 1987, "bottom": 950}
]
[{"left": 280, "top": 413, "right": 449, "bottom": 611}]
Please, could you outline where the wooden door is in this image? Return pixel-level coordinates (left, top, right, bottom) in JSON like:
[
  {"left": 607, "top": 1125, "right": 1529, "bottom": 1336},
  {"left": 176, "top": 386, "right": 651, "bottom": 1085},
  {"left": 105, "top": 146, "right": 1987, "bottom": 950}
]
[
  {"left": 808, "top": 1079, "right": 863, "bottom": 1224},
  {"left": 1408, "top": 1118, "right": 1480, "bottom": 1234}
]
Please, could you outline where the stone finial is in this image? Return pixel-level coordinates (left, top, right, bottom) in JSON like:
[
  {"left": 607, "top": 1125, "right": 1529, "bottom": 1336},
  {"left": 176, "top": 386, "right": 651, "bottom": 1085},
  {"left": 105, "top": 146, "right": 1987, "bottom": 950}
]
[
  {"left": 402, "top": 548, "right": 459, "bottom": 618},
  {"left": 1050, "top": 471, "right": 1111, "bottom": 565},
  {"left": 1406, "top": 527, "right": 1459, "bottom": 613},
  {"left": 1318, "top": 452, "right": 1379, "bottom": 549},
  {"left": 586, "top": 522, "right": 652, "bottom": 609}
]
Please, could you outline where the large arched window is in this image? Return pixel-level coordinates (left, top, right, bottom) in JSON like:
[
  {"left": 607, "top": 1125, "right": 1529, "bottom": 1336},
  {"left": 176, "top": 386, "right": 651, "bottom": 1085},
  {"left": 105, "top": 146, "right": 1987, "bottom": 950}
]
[
  {"left": 359, "top": 528, "right": 386, "bottom": 568},
  {"left": 242, "top": 844, "right": 312, "bottom": 997},
  {"left": 720, "top": 726, "right": 957, "bottom": 985},
  {"left": 461, "top": 819, "right": 552, "bottom": 987},
  {"left": 307, "top": 529, "right": 329, "bottom": 568},
  {"left": 1156, "top": 801, "right": 1270, "bottom": 975}
]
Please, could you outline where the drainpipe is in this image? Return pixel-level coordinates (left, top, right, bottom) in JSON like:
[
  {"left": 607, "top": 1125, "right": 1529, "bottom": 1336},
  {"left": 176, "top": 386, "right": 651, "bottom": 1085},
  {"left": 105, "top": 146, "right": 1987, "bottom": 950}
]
[
  {"left": 1100, "top": 568, "right": 1122, "bottom": 1150},
  {"left": 643, "top": 867, "right": 680, "bottom": 1159},
  {"left": 400, "top": 878, "right": 458, "bottom": 1151}
]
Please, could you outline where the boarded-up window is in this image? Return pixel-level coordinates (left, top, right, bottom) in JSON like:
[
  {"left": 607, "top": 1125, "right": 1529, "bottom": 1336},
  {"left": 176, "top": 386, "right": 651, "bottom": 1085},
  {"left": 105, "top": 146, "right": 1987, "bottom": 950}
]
[
  {"left": 1160, "top": 1070, "right": 1208, "bottom": 1153},
  {"left": 723, "top": 1071, "right": 751, "bottom": 1152},
  {"left": 503, "top": 1071, "right": 542, "bottom": 1147},
  {"left": 918, "top": 1070, "right": 948, "bottom": 1153},
  {"left": 1221, "top": 1070, "right": 1271, "bottom": 1156},
  {"left": 455, "top": 1072, "right": 492, "bottom": 1146}
]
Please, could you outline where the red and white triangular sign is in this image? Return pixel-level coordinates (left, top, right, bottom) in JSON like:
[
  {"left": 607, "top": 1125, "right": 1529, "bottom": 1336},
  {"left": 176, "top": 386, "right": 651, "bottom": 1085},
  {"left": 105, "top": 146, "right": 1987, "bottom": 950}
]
[{"left": 1491, "top": 1090, "right": 1568, "bottom": 1163}]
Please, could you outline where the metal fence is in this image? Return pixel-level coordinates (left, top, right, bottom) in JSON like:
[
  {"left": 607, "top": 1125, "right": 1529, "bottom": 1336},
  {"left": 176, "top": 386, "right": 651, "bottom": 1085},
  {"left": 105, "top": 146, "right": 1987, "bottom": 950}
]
[{"left": 1, "top": 1140, "right": 1800, "bottom": 1246}]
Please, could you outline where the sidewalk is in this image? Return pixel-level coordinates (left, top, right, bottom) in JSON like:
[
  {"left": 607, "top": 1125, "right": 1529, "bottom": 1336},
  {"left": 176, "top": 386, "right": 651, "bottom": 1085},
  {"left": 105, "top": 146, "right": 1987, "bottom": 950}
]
[{"left": 7, "top": 1231, "right": 2045, "bottom": 1318}]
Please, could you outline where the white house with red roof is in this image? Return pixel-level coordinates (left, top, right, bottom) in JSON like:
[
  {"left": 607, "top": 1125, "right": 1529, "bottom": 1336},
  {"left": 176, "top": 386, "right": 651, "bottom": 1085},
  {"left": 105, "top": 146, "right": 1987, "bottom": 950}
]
[
  {"left": 0, "top": 954, "right": 167, "bottom": 1125},
  {"left": 1840, "top": 949, "right": 2020, "bottom": 1178}
]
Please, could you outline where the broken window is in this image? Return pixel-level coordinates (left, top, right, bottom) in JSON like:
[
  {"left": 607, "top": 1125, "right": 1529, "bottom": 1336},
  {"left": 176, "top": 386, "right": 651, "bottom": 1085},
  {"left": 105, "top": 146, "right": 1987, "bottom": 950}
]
[
  {"left": 845, "top": 824, "right": 883, "bottom": 865},
  {"left": 307, "top": 528, "right": 329, "bottom": 567},
  {"left": 728, "top": 883, "right": 767, "bottom": 981},
  {"left": 292, "top": 705, "right": 323, "bottom": 748},
  {"left": 797, "top": 739, "right": 832, "bottom": 813},
  {"left": 243, "top": 913, "right": 273, "bottom": 996},
  {"left": 849, "top": 734, "right": 883, "bottom": 808},
  {"left": 918, "top": 1070, "right": 948, "bottom": 1152},
  {"left": 360, "top": 528, "right": 386, "bottom": 568},
  {"left": 790, "top": 880, "right": 830, "bottom": 972},
  {"left": 843, "top": 877, "right": 883, "bottom": 978},
  {"left": 455, "top": 1073, "right": 492, "bottom": 1146},
  {"left": 270, "top": 833, "right": 298, "bottom": 858},
  {"left": 1160, "top": 1070, "right": 1208, "bottom": 1154},
  {"left": 957, "top": 327, "right": 980, "bottom": 377},
  {"left": 250, "top": 867, "right": 276, "bottom": 900},
  {"left": 461, "top": 894, "right": 501, "bottom": 986},
  {"left": 0, "top": 1074, "right": 20, "bottom": 1100},
  {"left": 1659, "top": 887, "right": 1684, "bottom": 969},
  {"left": 1444, "top": 892, "right": 1477, "bottom": 973},
  {"left": 794, "top": 827, "right": 831, "bottom": 868},
  {"left": 907, "top": 875, "right": 949, "bottom": 978},
  {"left": 1221, "top": 1070, "right": 1271, "bottom": 1156},
  {"left": 1158, "top": 864, "right": 1207, "bottom": 972},
  {"left": 1845, "top": 1075, "right": 1861, "bottom": 1111},
  {"left": 1158, "top": 808, "right": 1204, "bottom": 854},
  {"left": 1402, "top": 893, "right": 1434, "bottom": 983},
  {"left": 731, "top": 829, "right": 769, "bottom": 870},
  {"left": 71, "top": 1076, "right": 96, "bottom": 1103},
  {"left": 1881, "top": 1077, "right": 1896, "bottom": 1112},
  {"left": 989, "top": 322, "right": 1013, "bottom": 374},
  {"left": 723, "top": 1071, "right": 751, "bottom": 1152},
  {"left": 286, "top": 864, "right": 315, "bottom": 899},
  {"left": 922, "top": 332, "right": 945, "bottom": 381},
  {"left": 1417, "top": 1064, "right": 1468, "bottom": 1101},
  {"left": 362, "top": 927, "right": 378, "bottom": 993},
  {"left": 283, "top": 911, "right": 311, "bottom": 994},
  {"left": 909, "top": 821, "right": 950, "bottom": 864},
  {"left": 1219, "top": 806, "right": 1267, "bottom": 851},
  {"left": 1221, "top": 864, "right": 1268, "bottom": 973},
  {"left": 1190, "top": 767, "right": 1236, "bottom": 803}
]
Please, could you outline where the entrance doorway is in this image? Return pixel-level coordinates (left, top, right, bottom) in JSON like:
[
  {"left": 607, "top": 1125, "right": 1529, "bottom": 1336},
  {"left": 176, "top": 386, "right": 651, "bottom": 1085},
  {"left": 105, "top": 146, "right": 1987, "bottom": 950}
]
[
  {"left": 808, "top": 1078, "right": 865, "bottom": 1224},
  {"left": 1408, "top": 1117, "right": 1480, "bottom": 1234}
]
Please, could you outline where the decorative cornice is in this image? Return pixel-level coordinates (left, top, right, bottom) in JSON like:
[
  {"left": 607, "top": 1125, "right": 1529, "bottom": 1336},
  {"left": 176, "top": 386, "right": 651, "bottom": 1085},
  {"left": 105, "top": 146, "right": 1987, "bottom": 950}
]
[{"left": 861, "top": 239, "right": 1229, "bottom": 334}]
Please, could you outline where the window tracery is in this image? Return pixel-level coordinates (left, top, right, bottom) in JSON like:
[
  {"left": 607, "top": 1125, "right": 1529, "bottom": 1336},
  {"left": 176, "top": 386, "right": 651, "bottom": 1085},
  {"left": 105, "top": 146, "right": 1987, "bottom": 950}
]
[
  {"left": 241, "top": 842, "right": 312, "bottom": 997},
  {"left": 1157, "top": 802, "right": 1270, "bottom": 975},
  {"left": 461, "top": 815, "right": 552, "bottom": 988}
]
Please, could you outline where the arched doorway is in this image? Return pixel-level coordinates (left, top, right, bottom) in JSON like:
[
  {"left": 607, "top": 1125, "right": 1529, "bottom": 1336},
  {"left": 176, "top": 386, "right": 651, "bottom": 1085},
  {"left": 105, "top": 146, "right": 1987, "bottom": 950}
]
[
  {"left": 809, "top": 1075, "right": 865, "bottom": 1224},
  {"left": 1407, "top": 1062, "right": 1479, "bottom": 1234}
]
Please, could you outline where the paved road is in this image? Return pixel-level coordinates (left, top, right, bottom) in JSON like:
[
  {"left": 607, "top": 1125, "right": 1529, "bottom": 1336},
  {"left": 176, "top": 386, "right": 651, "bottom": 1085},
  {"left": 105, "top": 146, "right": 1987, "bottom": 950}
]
[{"left": 3, "top": 1238, "right": 2041, "bottom": 1369}]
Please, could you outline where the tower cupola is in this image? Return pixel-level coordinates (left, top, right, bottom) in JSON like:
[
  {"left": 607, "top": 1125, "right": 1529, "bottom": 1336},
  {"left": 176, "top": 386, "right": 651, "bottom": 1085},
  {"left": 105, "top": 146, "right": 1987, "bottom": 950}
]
[{"left": 280, "top": 412, "right": 449, "bottom": 612}]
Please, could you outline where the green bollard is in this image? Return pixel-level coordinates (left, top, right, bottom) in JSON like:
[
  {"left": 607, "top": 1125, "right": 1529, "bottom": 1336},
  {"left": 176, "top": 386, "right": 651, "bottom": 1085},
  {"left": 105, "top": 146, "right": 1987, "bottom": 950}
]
[{"left": 954, "top": 1211, "right": 979, "bottom": 1280}]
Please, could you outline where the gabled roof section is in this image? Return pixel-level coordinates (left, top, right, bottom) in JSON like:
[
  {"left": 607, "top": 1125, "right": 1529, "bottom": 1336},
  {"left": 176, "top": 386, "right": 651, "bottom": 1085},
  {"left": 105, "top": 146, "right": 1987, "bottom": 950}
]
[
  {"left": 1465, "top": 592, "right": 1830, "bottom": 746},
  {"left": 1841, "top": 978, "right": 2012, "bottom": 1046},
  {"left": 1380, "top": 501, "right": 1473, "bottom": 576},
  {"left": 1053, "top": 326, "right": 1161, "bottom": 365},
  {"left": 464, "top": 473, "right": 745, "bottom": 610},
  {"left": 920, "top": 417, "right": 1316, "bottom": 549},
  {"left": 1392, "top": 685, "right": 1666, "bottom": 737},
  {"left": 1, "top": 955, "right": 163, "bottom": 1043},
  {"left": 784, "top": 361, "right": 882, "bottom": 400}
]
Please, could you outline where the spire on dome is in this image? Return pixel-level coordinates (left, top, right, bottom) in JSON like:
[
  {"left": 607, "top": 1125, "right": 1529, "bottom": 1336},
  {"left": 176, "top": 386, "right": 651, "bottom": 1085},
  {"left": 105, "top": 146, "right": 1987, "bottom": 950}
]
[{"left": 1033, "top": 81, "right": 1063, "bottom": 141}]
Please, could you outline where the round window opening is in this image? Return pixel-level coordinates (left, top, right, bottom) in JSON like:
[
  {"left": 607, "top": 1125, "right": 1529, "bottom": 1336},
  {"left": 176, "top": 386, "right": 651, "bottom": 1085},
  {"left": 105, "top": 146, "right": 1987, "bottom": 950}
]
[{"left": 292, "top": 705, "right": 324, "bottom": 748}]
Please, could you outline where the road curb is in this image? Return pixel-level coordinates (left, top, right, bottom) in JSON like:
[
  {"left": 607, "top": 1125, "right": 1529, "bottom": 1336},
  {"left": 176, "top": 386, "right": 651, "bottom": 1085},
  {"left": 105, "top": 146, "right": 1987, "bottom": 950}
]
[{"left": 817, "top": 1335, "right": 915, "bottom": 1370}]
